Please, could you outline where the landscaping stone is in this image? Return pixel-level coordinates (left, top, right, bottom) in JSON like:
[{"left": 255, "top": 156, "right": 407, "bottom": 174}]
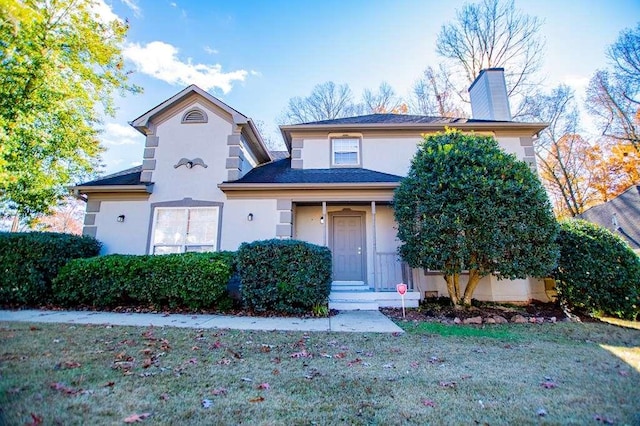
[
  {"left": 512, "top": 314, "right": 527, "bottom": 323},
  {"left": 493, "top": 315, "right": 508, "bottom": 324},
  {"left": 453, "top": 317, "right": 462, "bottom": 324},
  {"left": 529, "top": 317, "right": 537, "bottom": 323},
  {"left": 550, "top": 317, "right": 557, "bottom": 323},
  {"left": 463, "top": 316, "right": 483, "bottom": 325},
  {"left": 485, "top": 317, "right": 496, "bottom": 324},
  {"left": 535, "top": 317, "right": 545, "bottom": 324}
]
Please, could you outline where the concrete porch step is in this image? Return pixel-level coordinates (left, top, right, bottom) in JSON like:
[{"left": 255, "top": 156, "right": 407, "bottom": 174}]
[
  {"left": 331, "top": 281, "right": 370, "bottom": 292},
  {"left": 329, "top": 299, "right": 379, "bottom": 311}
]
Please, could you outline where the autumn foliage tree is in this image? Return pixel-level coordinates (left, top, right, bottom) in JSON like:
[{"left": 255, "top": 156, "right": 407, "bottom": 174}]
[
  {"left": 0, "top": 0, "right": 139, "bottom": 221},
  {"left": 393, "top": 130, "right": 558, "bottom": 307}
]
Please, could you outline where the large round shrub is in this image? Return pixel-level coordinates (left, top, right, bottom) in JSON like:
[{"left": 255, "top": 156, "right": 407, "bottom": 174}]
[{"left": 553, "top": 220, "right": 640, "bottom": 320}]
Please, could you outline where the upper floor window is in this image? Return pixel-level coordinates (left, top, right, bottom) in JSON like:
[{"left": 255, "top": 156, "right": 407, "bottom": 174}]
[
  {"left": 332, "top": 138, "right": 361, "bottom": 167},
  {"left": 181, "top": 108, "right": 208, "bottom": 124}
]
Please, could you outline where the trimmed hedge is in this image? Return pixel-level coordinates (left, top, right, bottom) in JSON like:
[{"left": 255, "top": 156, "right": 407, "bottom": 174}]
[
  {"left": 237, "top": 239, "right": 332, "bottom": 314},
  {"left": 52, "top": 252, "right": 236, "bottom": 310},
  {"left": 0, "top": 232, "right": 101, "bottom": 305},
  {"left": 553, "top": 220, "right": 640, "bottom": 320}
]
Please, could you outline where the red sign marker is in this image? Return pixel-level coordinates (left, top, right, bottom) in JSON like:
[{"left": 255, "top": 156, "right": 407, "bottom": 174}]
[{"left": 396, "top": 283, "right": 407, "bottom": 295}]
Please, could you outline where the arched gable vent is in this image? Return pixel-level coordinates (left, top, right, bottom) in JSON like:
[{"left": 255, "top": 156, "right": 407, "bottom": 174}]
[{"left": 181, "top": 108, "right": 208, "bottom": 123}]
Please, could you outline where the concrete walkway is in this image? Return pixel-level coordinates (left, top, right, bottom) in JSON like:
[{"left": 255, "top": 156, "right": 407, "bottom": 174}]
[{"left": 0, "top": 309, "right": 403, "bottom": 333}]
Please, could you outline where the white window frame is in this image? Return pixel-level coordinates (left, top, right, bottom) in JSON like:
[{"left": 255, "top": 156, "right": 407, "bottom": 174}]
[
  {"left": 331, "top": 137, "right": 361, "bottom": 167},
  {"left": 149, "top": 206, "right": 219, "bottom": 254}
]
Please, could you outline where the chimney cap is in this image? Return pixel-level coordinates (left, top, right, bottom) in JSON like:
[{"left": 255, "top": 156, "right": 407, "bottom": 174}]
[{"left": 468, "top": 68, "right": 506, "bottom": 92}]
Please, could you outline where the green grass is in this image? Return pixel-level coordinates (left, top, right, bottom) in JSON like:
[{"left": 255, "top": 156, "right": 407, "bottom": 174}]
[
  {"left": 1, "top": 321, "right": 639, "bottom": 425},
  {"left": 400, "top": 321, "right": 523, "bottom": 339}
]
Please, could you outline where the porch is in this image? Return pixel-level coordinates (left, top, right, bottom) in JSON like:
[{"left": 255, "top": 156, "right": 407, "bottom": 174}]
[{"left": 290, "top": 201, "right": 421, "bottom": 309}]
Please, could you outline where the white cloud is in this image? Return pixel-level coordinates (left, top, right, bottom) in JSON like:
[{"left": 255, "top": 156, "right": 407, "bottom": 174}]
[
  {"left": 250, "top": 70, "right": 262, "bottom": 77},
  {"left": 100, "top": 123, "right": 143, "bottom": 146},
  {"left": 123, "top": 41, "right": 248, "bottom": 93},
  {"left": 170, "top": 2, "right": 177, "bottom": 7},
  {"left": 91, "top": 0, "right": 120, "bottom": 23},
  {"left": 204, "top": 45, "right": 219, "bottom": 55},
  {"left": 120, "top": 0, "right": 142, "bottom": 17}
]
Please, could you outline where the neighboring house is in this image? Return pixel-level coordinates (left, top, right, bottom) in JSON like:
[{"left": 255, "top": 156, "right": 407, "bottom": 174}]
[
  {"left": 73, "top": 68, "right": 550, "bottom": 309},
  {"left": 578, "top": 185, "right": 640, "bottom": 253}
]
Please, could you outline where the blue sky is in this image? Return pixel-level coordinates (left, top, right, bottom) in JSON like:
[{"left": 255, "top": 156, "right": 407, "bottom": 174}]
[{"left": 97, "top": 0, "right": 640, "bottom": 174}]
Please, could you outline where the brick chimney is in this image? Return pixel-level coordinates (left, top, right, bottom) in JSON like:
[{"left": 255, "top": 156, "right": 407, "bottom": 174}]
[{"left": 468, "top": 68, "right": 512, "bottom": 121}]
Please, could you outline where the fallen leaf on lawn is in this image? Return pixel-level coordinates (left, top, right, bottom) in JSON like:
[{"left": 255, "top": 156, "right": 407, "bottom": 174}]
[
  {"left": 537, "top": 408, "right": 547, "bottom": 417},
  {"left": 439, "top": 381, "right": 457, "bottom": 388},
  {"left": 347, "top": 358, "right": 362, "bottom": 367},
  {"left": 104, "top": 381, "right": 115, "bottom": 387},
  {"left": 333, "top": 352, "right": 347, "bottom": 359},
  {"left": 257, "top": 383, "right": 270, "bottom": 390},
  {"left": 421, "top": 399, "right": 436, "bottom": 407},
  {"left": 410, "top": 362, "right": 419, "bottom": 368},
  {"left": 142, "top": 358, "right": 153, "bottom": 369},
  {"left": 212, "top": 388, "right": 227, "bottom": 396},
  {"left": 191, "top": 346, "right": 200, "bottom": 351},
  {"left": 249, "top": 396, "right": 265, "bottom": 403},
  {"left": 290, "top": 350, "right": 311, "bottom": 358},
  {"left": 26, "top": 413, "right": 43, "bottom": 425},
  {"left": 123, "top": 413, "right": 151, "bottom": 423},
  {"left": 160, "top": 393, "right": 169, "bottom": 401},
  {"left": 461, "top": 374, "right": 472, "bottom": 380},
  {"left": 383, "top": 363, "right": 395, "bottom": 369},
  {"left": 202, "top": 399, "right": 213, "bottom": 408},
  {"left": 29, "top": 326, "right": 41, "bottom": 331},
  {"left": 429, "top": 356, "right": 441, "bottom": 364},
  {"left": 217, "top": 358, "right": 231, "bottom": 365},
  {"left": 271, "top": 357, "right": 281, "bottom": 364},
  {"left": 241, "top": 377, "right": 253, "bottom": 382},
  {"left": 540, "top": 381, "right": 558, "bottom": 389},
  {"left": 211, "top": 340, "right": 222, "bottom": 349},
  {"left": 593, "top": 414, "right": 615, "bottom": 424},
  {"left": 272, "top": 368, "right": 280, "bottom": 375},
  {"left": 618, "top": 370, "right": 629, "bottom": 377},
  {"left": 188, "top": 358, "right": 198, "bottom": 364},
  {"left": 227, "top": 349, "right": 243, "bottom": 359},
  {"left": 50, "top": 382, "right": 78, "bottom": 395},
  {"left": 260, "top": 344, "right": 272, "bottom": 353}
]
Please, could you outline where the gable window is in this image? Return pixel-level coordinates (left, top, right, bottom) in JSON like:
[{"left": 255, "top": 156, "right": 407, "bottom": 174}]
[
  {"left": 181, "top": 108, "right": 208, "bottom": 124},
  {"left": 331, "top": 138, "right": 361, "bottom": 167},
  {"left": 151, "top": 207, "right": 219, "bottom": 254}
]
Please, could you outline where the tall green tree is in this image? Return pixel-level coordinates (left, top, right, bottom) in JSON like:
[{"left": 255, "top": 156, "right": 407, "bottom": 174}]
[
  {"left": 393, "top": 130, "right": 558, "bottom": 306},
  {"left": 0, "top": 0, "right": 139, "bottom": 221}
]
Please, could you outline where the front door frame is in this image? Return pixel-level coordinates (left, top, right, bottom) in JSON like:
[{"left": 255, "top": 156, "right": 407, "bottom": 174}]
[{"left": 328, "top": 209, "right": 367, "bottom": 282}]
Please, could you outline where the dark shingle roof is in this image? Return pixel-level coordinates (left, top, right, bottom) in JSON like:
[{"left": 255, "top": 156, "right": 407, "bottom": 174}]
[
  {"left": 577, "top": 185, "right": 640, "bottom": 250},
  {"left": 77, "top": 165, "right": 143, "bottom": 187},
  {"left": 229, "top": 159, "right": 402, "bottom": 184},
  {"left": 297, "top": 113, "right": 500, "bottom": 126}
]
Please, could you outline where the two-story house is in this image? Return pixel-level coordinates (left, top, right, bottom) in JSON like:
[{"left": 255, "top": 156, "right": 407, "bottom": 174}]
[{"left": 74, "top": 68, "right": 550, "bottom": 309}]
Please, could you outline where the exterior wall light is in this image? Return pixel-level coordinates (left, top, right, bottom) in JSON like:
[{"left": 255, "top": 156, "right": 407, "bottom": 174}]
[
  {"left": 247, "top": 213, "right": 254, "bottom": 221},
  {"left": 186, "top": 161, "right": 193, "bottom": 169},
  {"left": 320, "top": 216, "right": 325, "bottom": 224},
  {"left": 117, "top": 215, "right": 125, "bottom": 223}
]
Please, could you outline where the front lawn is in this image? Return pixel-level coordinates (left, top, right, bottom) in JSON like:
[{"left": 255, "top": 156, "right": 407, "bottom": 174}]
[{"left": 1, "top": 321, "right": 638, "bottom": 425}]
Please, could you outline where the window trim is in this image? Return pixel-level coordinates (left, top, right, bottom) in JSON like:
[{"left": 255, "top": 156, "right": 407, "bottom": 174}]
[
  {"left": 330, "top": 136, "right": 362, "bottom": 168},
  {"left": 146, "top": 199, "right": 223, "bottom": 254}
]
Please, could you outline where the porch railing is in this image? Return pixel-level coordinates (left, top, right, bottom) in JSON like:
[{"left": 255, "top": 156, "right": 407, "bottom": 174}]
[{"left": 374, "top": 252, "right": 414, "bottom": 291}]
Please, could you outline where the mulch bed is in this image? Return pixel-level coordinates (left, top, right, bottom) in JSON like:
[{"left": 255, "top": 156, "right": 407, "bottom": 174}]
[{"left": 380, "top": 299, "right": 585, "bottom": 325}]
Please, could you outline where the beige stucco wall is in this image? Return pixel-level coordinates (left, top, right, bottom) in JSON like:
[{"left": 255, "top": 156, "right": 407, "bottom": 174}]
[
  {"left": 93, "top": 199, "right": 150, "bottom": 255},
  {"left": 220, "top": 199, "right": 279, "bottom": 250},
  {"left": 149, "top": 101, "right": 232, "bottom": 202},
  {"left": 413, "top": 272, "right": 550, "bottom": 303},
  {"left": 300, "top": 133, "right": 533, "bottom": 175}
]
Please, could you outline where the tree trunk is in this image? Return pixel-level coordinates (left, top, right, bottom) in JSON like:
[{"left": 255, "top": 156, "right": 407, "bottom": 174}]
[
  {"left": 10, "top": 215, "right": 20, "bottom": 232},
  {"left": 462, "top": 268, "right": 481, "bottom": 306},
  {"left": 444, "top": 274, "right": 460, "bottom": 305}
]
